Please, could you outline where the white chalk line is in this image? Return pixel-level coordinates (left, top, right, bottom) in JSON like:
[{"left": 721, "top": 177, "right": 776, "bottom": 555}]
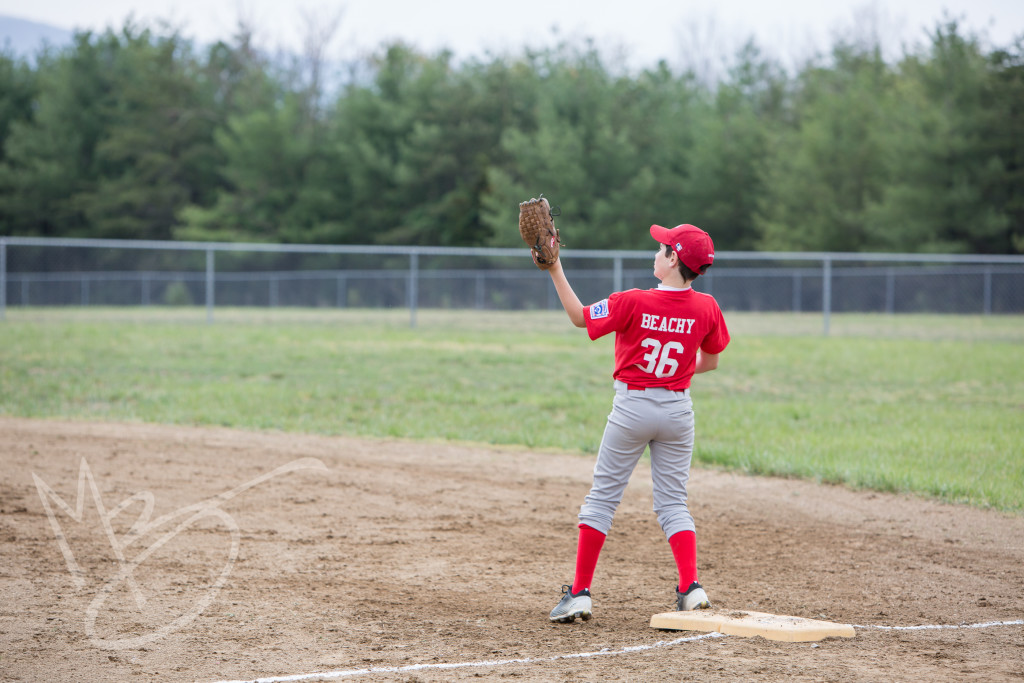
[
  {"left": 853, "top": 618, "right": 1024, "bottom": 631},
  {"left": 212, "top": 618, "right": 1024, "bottom": 683},
  {"left": 213, "top": 631, "right": 726, "bottom": 683}
]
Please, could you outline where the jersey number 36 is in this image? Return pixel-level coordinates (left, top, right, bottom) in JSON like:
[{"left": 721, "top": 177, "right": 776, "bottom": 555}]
[{"left": 637, "top": 338, "right": 685, "bottom": 377}]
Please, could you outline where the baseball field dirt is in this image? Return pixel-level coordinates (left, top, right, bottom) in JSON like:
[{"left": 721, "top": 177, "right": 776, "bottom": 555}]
[{"left": 2, "top": 417, "right": 1022, "bottom": 682}]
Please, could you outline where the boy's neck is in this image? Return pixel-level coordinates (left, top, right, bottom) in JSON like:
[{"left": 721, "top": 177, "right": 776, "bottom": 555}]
[{"left": 659, "top": 272, "right": 693, "bottom": 289}]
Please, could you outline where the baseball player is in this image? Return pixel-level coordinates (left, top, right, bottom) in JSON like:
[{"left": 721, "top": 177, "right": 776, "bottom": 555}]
[{"left": 544, "top": 223, "right": 730, "bottom": 623}]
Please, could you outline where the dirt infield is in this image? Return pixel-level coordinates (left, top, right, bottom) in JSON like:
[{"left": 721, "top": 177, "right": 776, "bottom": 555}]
[{"left": 2, "top": 417, "right": 1022, "bottom": 682}]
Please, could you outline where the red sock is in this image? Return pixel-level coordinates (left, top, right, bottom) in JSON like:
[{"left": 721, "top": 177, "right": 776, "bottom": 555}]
[
  {"left": 571, "top": 524, "right": 606, "bottom": 593},
  {"left": 668, "top": 530, "right": 699, "bottom": 589}
]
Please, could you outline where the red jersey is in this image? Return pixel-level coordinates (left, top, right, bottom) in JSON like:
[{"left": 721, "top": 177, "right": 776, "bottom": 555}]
[{"left": 583, "top": 286, "right": 730, "bottom": 391}]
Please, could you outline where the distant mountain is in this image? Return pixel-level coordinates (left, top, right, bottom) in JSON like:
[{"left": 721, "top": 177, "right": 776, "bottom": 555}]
[{"left": 0, "top": 15, "right": 73, "bottom": 58}]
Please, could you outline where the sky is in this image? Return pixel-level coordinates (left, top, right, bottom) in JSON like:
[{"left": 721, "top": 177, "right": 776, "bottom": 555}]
[{"left": 2, "top": 0, "right": 1022, "bottom": 71}]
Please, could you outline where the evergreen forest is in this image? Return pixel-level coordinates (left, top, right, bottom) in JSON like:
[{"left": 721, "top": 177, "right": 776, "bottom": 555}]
[{"left": 0, "top": 18, "right": 1021, "bottom": 254}]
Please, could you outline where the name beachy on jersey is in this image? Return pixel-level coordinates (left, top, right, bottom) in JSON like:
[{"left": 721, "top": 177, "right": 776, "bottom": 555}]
[{"left": 640, "top": 313, "right": 696, "bottom": 334}]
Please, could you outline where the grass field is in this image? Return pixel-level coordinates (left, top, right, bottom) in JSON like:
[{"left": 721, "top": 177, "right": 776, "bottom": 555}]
[{"left": 2, "top": 307, "right": 1022, "bottom": 511}]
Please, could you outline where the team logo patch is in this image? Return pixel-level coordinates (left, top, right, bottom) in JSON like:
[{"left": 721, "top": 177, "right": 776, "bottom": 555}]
[{"left": 590, "top": 299, "right": 609, "bottom": 319}]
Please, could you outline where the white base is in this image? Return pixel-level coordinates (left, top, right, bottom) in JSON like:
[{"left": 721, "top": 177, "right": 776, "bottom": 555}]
[{"left": 650, "top": 609, "right": 856, "bottom": 642}]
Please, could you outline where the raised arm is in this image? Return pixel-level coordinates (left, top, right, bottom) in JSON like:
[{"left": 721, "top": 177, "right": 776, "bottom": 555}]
[{"left": 546, "top": 260, "right": 586, "bottom": 328}]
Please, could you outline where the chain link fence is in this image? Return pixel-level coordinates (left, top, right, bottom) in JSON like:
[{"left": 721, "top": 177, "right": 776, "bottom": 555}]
[{"left": 2, "top": 237, "right": 1023, "bottom": 332}]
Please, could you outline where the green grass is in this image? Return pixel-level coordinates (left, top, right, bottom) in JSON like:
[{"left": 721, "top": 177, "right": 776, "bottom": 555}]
[{"left": 2, "top": 308, "right": 1022, "bottom": 511}]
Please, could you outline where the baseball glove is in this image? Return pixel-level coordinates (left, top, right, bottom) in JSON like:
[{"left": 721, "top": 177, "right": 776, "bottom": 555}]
[{"left": 519, "top": 195, "right": 561, "bottom": 270}]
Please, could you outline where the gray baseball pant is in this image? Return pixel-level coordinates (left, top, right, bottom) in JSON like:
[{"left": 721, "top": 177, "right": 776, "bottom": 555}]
[{"left": 578, "top": 380, "right": 696, "bottom": 540}]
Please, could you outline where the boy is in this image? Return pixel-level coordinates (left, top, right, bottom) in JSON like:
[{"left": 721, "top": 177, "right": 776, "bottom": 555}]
[{"left": 543, "top": 223, "right": 730, "bottom": 623}]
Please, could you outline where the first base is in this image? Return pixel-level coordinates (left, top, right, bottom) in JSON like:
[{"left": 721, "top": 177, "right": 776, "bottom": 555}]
[{"left": 650, "top": 609, "right": 855, "bottom": 642}]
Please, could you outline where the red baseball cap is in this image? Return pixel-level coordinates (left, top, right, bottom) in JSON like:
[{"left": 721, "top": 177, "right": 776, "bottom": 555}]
[{"left": 650, "top": 224, "right": 715, "bottom": 273}]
